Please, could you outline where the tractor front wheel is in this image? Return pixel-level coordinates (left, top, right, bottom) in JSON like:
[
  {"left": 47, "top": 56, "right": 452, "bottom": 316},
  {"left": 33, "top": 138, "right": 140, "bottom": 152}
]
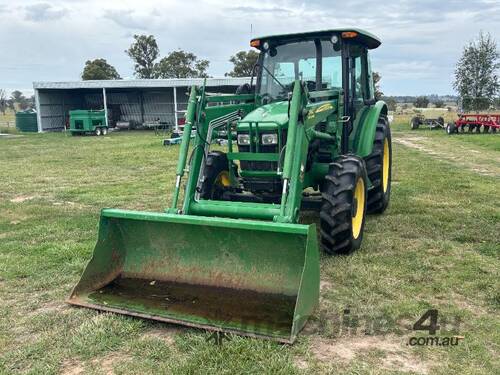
[
  {"left": 320, "top": 155, "right": 368, "bottom": 255},
  {"left": 198, "top": 151, "right": 233, "bottom": 200},
  {"left": 364, "top": 119, "right": 392, "bottom": 214}
]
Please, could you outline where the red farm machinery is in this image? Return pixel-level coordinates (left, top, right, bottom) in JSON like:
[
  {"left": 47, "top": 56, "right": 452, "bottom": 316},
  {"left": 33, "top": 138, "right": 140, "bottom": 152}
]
[{"left": 446, "top": 113, "right": 500, "bottom": 134}]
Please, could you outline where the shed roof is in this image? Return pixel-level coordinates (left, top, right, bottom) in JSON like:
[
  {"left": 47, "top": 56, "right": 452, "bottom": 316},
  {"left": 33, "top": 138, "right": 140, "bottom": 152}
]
[{"left": 33, "top": 77, "right": 251, "bottom": 90}]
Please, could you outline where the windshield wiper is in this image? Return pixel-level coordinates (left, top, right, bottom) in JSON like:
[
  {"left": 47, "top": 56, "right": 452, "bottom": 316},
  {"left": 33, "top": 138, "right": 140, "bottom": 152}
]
[{"left": 259, "top": 64, "right": 287, "bottom": 91}]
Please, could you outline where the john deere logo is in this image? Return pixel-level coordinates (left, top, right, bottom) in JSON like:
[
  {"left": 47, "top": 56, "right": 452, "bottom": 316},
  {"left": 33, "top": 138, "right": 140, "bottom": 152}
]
[
  {"left": 316, "top": 103, "right": 334, "bottom": 113},
  {"left": 307, "top": 103, "right": 334, "bottom": 119}
]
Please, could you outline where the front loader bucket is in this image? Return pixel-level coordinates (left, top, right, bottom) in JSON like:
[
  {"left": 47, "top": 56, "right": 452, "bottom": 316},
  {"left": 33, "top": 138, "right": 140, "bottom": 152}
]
[{"left": 68, "top": 209, "right": 319, "bottom": 343}]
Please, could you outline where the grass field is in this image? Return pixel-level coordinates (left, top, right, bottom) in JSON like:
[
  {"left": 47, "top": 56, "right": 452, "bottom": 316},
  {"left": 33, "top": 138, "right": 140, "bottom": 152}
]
[
  {"left": 0, "top": 110, "right": 16, "bottom": 133},
  {"left": 0, "top": 124, "right": 498, "bottom": 374}
]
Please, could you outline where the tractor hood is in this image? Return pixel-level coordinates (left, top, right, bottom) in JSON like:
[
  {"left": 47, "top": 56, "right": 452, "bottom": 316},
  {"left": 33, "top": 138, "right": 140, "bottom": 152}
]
[{"left": 238, "top": 101, "right": 289, "bottom": 131}]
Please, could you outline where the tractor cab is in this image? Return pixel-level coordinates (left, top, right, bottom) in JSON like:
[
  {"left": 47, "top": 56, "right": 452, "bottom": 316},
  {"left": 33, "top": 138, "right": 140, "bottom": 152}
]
[
  {"left": 235, "top": 29, "right": 382, "bottom": 196},
  {"left": 250, "top": 29, "right": 380, "bottom": 100}
]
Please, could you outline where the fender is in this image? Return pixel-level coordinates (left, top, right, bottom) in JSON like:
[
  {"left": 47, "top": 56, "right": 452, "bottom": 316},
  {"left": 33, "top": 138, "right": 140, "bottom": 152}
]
[{"left": 353, "top": 100, "right": 387, "bottom": 158}]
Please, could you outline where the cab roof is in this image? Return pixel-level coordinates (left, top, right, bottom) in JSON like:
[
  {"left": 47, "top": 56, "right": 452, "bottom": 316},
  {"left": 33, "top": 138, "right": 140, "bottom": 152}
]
[{"left": 251, "top": 28, "right": 381, "bottom": 50}]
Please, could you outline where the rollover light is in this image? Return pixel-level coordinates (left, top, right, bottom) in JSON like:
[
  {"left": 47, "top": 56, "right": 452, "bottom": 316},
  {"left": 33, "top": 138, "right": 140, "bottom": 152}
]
[
  {"left": 341, "top": 31, "right": 358, "bottom": 39},
  {"left": 250, "top": 39, "right": 260, "bottom": 47}
]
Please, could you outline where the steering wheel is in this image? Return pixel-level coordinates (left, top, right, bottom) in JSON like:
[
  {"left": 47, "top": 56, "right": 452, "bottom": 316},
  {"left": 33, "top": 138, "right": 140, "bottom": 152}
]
[
  {"left": 236, "top": 83, "right": 252, "bottom": 95},
  {"left": 305, "top": 80, "right": 317, "bottom": 91},
  {"left": 261, "top": 93, "right": 273, "bottom": 104}
]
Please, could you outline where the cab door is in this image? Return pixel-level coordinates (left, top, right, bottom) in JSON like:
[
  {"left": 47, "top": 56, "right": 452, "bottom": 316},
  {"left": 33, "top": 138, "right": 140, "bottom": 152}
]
[{"left": 344, "top": 44, "right": 373, "bottom": 150}]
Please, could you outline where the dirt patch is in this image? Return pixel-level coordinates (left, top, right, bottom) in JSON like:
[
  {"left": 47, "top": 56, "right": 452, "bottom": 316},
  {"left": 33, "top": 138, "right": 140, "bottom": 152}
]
[
  {"left": 311, "top": 335, "right": 430, "bottom": 374},
  {"left": 141, "top": 326, "right": 182, "bottom": 345},
  {"left": 293, "top": 357, "right": 309, "bottom": 370},
  {"left": 29, "top": 302, "right": 70, "bottom": 317},
  {"left": 10, "top": 195, "right": 37, "bottom": 203},
  {"left": 320, "top": 280, "right": 333, "bottom": 292},
  {"left": 88, "top": 352, "right": 132, "bottom": 375},
  {"left": 61, "top": 359, "right": 85, "bottom": 375},
  {"left": 100, "top": 353, "right": 132, "bottom": 374},
  {"left": 51, "top": 200, "right": 91, "bottom": 210}
]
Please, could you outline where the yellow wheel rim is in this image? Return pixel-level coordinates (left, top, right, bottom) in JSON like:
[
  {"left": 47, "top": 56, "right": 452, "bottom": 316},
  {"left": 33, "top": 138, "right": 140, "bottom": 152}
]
[
  {"left": 352, "top": 177, "right": 365, "bottom": 240},
  {"left": 215, "top": 171, "right": 231, "bottom": 187},
  {"left": 382, "top": 138, "right": 390, "bottom": 193}
]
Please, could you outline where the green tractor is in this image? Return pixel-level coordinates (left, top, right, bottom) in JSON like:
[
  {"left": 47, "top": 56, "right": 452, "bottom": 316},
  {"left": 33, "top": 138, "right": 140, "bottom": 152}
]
[{"left": 68, "top": 29, "right": 392, "bottom": 344}]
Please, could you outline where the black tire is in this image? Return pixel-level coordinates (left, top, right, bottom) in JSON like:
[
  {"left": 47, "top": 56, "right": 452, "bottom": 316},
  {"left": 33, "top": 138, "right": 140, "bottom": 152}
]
[
  {"left": 95, "top": 128, "right": 102, "bottom": 136},
  {"left": 364, "top": 119, "right": 392, "bottom": 214},
  {"left": 410, "top": 117, "right": 420, "bottom": 130},
  {"left": 198, "top": 151, "right": 232, "bottom": 200},
  {"left": 446, "top": 123, "right": 456, "bottom": 135},
  {"left": 102, "top": 127, "right": 108, "bottom": 135},
  {"left": 438, "top": 116, "right": 444, "bottom": 126},
  {"left": 320, "top": 155, "right": 368, "bottom": 255}
]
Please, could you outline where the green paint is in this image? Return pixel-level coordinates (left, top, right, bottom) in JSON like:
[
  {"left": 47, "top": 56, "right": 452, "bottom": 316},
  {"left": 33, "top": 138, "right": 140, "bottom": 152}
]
[
  {"left": 69, "top": 110, "right": 107, "bottom": 134},
  {"left": 354, "top": 101, "right": 388, "bottom": 157},
  {"left": 69, "top": 210, "right": 318, "bottom": 343}
]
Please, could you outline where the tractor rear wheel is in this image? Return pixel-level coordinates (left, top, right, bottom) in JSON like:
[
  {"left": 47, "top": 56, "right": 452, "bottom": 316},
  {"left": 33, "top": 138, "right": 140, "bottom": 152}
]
[
  {"left": 198, "top": 151, "right": 232, "bottom": 200},
  {"left": 320, "top": 155, "right": 368, "bottom": 255},
  {"left": 364, "top": 119, "right": 392, "bottom": 214}
]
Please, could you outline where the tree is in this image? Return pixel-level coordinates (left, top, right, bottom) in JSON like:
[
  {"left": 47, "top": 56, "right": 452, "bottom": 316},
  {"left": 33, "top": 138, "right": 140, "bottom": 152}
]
[
  {"left": 384, "top": 97, "right": 397, "bottom": 111},
  {"left": 373, "top": 71, "right": 383, "bottom": 100},
  {"left": 453, "top": 31, "right": 499, "bottom": 111},
  {"left": 0, "top": 89, "right": 7, "bottom": 115},
  {"left": 81, "top": 59, "right": 121, "bottom": 80},
  {"left": 157, "top": 50, "right": 210, "bottom": 79},
  {"left": 126, "top": 35, "right": 160, "bottom": 79},
  {"left": 433, "top": 99, "right": 445, "bottom": 108},
  {"left": 414, "top": 96, "right": 429, "bottom": 108},
  {"left": 9, "top": 90, "right": 29, "bottom": 111},
  {"left": 225, "top": 50, "right": 259, "bottom": 77}
]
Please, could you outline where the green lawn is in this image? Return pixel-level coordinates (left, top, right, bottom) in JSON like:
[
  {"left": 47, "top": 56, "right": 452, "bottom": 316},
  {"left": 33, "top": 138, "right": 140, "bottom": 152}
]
[{"left": 0, "top": 128, "right": 498, "bottom": 374}]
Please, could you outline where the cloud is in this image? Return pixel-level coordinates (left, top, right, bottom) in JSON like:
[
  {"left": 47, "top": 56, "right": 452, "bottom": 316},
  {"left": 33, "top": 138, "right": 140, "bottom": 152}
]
[
  {"left": 24, "top": 2, "right": 67, "bottom": 22},
  {"left": 228, "top": 6, "right": 293, "bottom": 16},
  {"left": 1, "top": 0, "right": 499, "bottom": 95},
  {"left": 103, "top": 9, "right": 149, "bottom": 30}
]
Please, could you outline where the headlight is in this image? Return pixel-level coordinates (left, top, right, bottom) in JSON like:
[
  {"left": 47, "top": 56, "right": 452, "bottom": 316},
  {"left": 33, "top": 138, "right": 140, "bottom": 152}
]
[
  {"left": 261, "top": 133, "right": 278, "bottom": 145},
  {"left": 237, "top": 134, "right": 250, "bottom": 145}
]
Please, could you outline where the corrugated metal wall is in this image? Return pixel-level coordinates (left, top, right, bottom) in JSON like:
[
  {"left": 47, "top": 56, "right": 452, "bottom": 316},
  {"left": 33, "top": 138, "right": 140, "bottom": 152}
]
[{"left": 36, "top": 87, "right": 213, "bottom": 131}]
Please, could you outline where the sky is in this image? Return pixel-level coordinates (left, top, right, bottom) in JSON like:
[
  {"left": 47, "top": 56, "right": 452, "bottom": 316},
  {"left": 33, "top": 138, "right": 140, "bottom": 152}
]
[{"left": 0, "top": 0, "right": 499, "bottom": 96}]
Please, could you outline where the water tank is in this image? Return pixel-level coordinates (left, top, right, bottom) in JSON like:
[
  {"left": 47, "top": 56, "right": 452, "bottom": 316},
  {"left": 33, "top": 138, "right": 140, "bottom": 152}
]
[{"left": 15, "top": 111, "right": 38, "bottom": 132}]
